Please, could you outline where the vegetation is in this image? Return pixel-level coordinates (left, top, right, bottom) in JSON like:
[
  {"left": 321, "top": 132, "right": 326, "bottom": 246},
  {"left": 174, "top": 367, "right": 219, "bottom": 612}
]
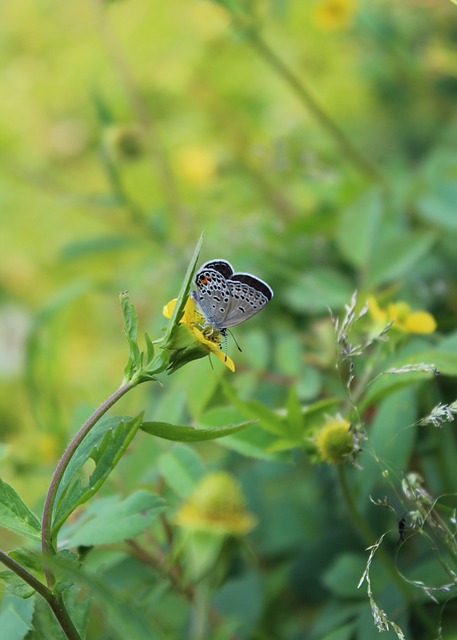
[{"left": 1, "top": 1, "right": 457, "bottom": 638}]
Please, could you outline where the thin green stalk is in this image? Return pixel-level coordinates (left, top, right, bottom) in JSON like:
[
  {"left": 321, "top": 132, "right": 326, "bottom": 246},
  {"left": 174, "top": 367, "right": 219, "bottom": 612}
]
[
  {"left": 226, "top": 11, "right": 386, "bottom": 185},
  {"left": 190, "top": 582, "right": 211, "bottom": 640},
  {"left": 337, "top": 465, "right": 435, "bottom": 634},
  {"left": 0, "top": 550, "right": 83, "bottom": 640},
  {"left": 92, "top": 0, "right": 183, "bottom": 222},
  {"left": 41, "top": 382, "right": 134, "bottom": 578}
]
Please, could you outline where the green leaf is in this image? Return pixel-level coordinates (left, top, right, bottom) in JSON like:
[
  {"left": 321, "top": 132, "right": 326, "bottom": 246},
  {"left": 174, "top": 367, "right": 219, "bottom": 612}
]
[
  {"left": 283, "top": 268, "right": 354, "bottom": 314},
  {"left": 63, "top": 491, "right": 166, "bottom": 547},
  {"left": 285, "top": 386, "right": 304, "bottom": 441},
  {"left": 144, "top": 332, "right": 155, "bottom": 363},
  {"left": 0, "top": 594, "right": 35, "bottom": 640},
  {"left": 322, "top": 553, "right": 367, "bottom": 599},
  {"left": 120, "top": 291, "right": 142, "bottom": 382},
  {"left": 140, "top": 419, "right": 255, "bottom": 442},
  {"left": 0, "top": 479, "right": 41, "bottom": 541},
  {"left": 336, "top": 189, "right": 383, "bottom": 269},
  {"left": 45, "top": 555, "right": 157, "bottom": 640},
  {"left": 410, "top": 350, "right": 457, "bottom": 376},
  {"left": 158, "top": 444, "right": 205, "bottom": 498},
  {"left": 222, "top": 383, "right": 285, "bottom": 435},
  {"left": 0, "top": 571, "right": 36, "bottom": 599},
  {"left": 357, "top": 388, "right": 417, "bottom": 502},
  {"left": 52, "top": 414, "right": 143, "bottom": 535},
  {"left": 26, "top": 587, "right": 89, "bottom": 640},
  {"left": 367, "top": 231, "right": 436, "bottom": 288},
  {"left": 217, "top": 425, "right": 290, "bottom": 460},
  {"left": 0, "top": 548, "right": 45, "bottom": 599},
  {"left": 161, "top": 233, "right": 203, "bottom": 346},
  {"left": 8, "top": 548, "right": 43, "bottom": 575},
  {"left": 140, "top": 233, "right": 204, "bottom": 378}
]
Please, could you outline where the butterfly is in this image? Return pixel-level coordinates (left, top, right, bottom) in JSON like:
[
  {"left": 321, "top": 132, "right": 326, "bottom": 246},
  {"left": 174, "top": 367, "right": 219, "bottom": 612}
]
[{"left": 190, "top": 259, "right": 273, "bottom": 335}]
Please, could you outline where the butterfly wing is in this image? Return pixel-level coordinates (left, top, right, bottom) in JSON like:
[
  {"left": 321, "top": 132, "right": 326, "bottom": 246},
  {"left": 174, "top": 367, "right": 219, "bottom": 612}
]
[
  {"left": 199, "top": 259, "right": 234, "bottom": 279},
  {"left": 192, "top": 266, "right": 233, "bottom": 330},
  {"left": 221, "top": 273, "right": 273, "bottom": 328}
]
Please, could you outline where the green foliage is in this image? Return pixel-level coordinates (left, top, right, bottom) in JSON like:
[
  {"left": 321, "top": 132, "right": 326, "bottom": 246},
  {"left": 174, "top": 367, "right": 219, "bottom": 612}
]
[
  {"left": 63, "top": 491, "right": 166, "bottom": 547},
  {"left": 0, "top": 481, "right": 41, "bottom": 542},
  {"left": 52, "top": 414, "right": 144, "bottom": 536},
  {"left": 2, "top": 1, "right": 457, "bottom": 639},
  {"left": 0, "top": 594, "right": 35, "bottom": 640},
  {"left": 140, "top": 417, "right": 256, "bottom": 442}
]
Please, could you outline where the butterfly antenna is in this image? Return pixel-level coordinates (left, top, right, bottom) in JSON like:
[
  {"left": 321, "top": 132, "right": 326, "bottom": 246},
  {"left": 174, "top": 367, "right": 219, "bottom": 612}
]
[{"left": 227, "top": 329, "right": 242, "bottom": 353}]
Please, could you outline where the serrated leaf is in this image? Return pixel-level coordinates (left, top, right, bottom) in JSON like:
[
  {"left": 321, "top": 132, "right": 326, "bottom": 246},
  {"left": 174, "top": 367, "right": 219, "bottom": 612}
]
[
  {"left": 0, "top": 548, "right": 45, "bottom": 600},
  {"left": 9, "top": 548, "right": 43, "bottom": 575},
  {"left": 0, "top": 595, "right": 35, "bottom": 640},
  {"left": 0, "top": 479, "right": 41, "bottom": 541},
  {"left": 140, "top": 419, "right": 255, "bottom": 442},
  {"left": 52, "top": 414, "right": 143, "bottom": 535},
  {"left": 158, "top": 444, "right": 205, "bottom": 497},
  {"left": 63, "top": 491, "right": 166, "bottom": 547},
  {"left": 0, "top": 571, "right": 36, "bottom": 599}
]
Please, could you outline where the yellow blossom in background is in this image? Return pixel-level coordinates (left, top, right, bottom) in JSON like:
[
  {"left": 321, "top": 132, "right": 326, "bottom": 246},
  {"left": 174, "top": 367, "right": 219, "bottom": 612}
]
[
  {"left": 175, "top": 146, "right": 216, "bottom": 186},
  {"left": 315, "top": 415, "right": 353, "bottom": 465},
  {"left": 163, "top": 297, "right": 235, "bottom": 371},
  {"left": 368, "top": 296, "right": 437, "bottom": 334},
  {"left": 312, "top": 0, "right": 357, "bottom": 30},
  {"left": 37, "top": 433, "right": 60, "bottom": 464},
  {"left": 175, "top": 471, "right": 257, "bottom": 535}
]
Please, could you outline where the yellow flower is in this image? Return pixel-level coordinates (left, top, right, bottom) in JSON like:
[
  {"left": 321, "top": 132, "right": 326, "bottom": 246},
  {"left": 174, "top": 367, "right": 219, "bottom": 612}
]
[
  {"left": 315, "top": 416, "right": 353, "bottom": 465},
  {"left": 368, "top": 296, "right": 437, "bottom": 334},
  {"left": 175, "top": 146, "right": 216, "bottom": 186},
  {"left": 163, "top": 297, "right": 235, "bottom": 372},
  {"left": 312, "top": 0, "right": 357, "bottom": 30},
  {"left": 37, "top": 433, "right": 59, "bottom": 464},
  {"left": 175, "top": 471, "right": 257, "bottom": 535}
]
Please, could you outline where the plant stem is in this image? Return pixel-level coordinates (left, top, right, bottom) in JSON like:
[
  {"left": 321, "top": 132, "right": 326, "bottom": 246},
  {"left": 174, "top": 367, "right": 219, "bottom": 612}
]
[
  {"left": 0, "top": 549, "right": 52, "bottom": 602},
  {"left": 0, "top": 550, "right": 83, "bottom": 640},
  {"left": 92, "top": 0, "right": 183, "bottom": 224},
  {"left": 227, "top": 12, "right": 385, "bottom": 185},
  {"left": 41, "top": 382, "right": 134, "bottom": 582}
]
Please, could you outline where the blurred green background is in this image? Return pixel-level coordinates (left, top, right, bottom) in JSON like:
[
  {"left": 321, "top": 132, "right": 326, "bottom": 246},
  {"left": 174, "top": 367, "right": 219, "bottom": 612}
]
[{"left": 2, "top": 1, "right": 457, "bottom": 638}]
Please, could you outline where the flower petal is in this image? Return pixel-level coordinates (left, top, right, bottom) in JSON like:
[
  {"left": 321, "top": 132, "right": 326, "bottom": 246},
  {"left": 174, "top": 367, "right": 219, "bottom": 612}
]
[
  {"left": 402, "top": 311, "right": 437, "bottom": 334},
  {"left": 163, "top": 299, "right": 177, "bottom": 319},
  {"left": 368, "top": 296, "right": 387, "bottom": 322}
]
